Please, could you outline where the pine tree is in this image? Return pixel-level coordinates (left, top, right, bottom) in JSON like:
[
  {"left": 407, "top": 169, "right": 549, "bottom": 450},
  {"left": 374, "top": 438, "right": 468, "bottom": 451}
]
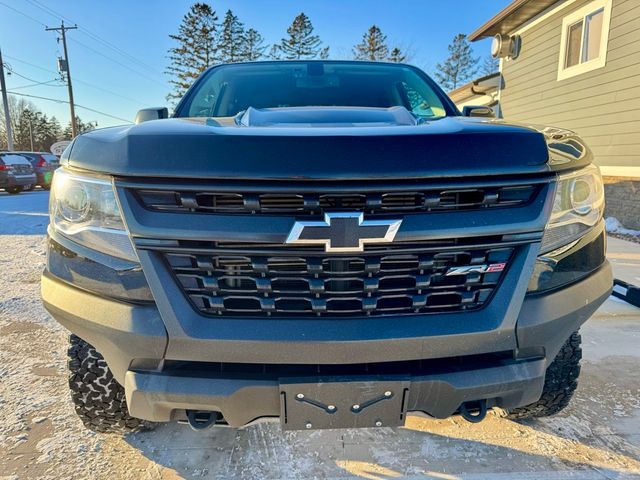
[
  {"left": 47, "top": 116, "right": 62, "bottom": 144},
  {"left": 218, "top": 10, "right": 245, "bottom": 63},
  {"left": 388, "top": 47, "right": 407, "bottom": 63},
  {"left": 242, "top": 28, "right": 268, "bottom": 61},
  {"left": 434, "top": 34, "right": 479, "bottom": 90},
  {"left": 12, "top": 109, "right": 67, "bottom": 150},
  {"left": 278, "top": 13, "right": 326, "bottom": 59},
  {"left": 166, "top": 3, "right": 218, "bottom": 101},
  {"left": 13, "top": 108, "right": 39, "bottom": 151},
  {"left": 353, "top": 25, "right": 389, "bottom": 61},
  {"left": 268, "top": 44, "right": 282, "bottom": 60},
  {"left": 62, "top": 117, "right": 97, "bottom": 140},
  {"left": 480, "top": 55, "right": 500, "bottom": 75},
  {"left": 34, "top": 114, "right": 61, "bottom": 151}
]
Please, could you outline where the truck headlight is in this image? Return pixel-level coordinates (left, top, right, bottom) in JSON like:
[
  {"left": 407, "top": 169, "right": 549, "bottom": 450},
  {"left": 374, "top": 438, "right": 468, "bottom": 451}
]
[
  {"left": 540, "top": 165, "right": 604, "bottom": 255},
  {"left": 49, "top": 168, "right": 137, "bottom": 262}
]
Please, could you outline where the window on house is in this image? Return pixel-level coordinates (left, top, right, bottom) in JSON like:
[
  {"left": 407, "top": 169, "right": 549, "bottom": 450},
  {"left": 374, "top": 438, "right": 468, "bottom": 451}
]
[
  {"left": 565, "top": 8, "right": 604, "bottom": 68},
  {"left": 583, "top": 9, "right": 604, "bottom": 60},
  {"left": 558, "top": 0, "right": 611, "bottom": 80}
]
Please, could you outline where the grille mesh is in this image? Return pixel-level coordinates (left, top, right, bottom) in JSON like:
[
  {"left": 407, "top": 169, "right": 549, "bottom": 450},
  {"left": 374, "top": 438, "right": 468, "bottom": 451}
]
[
  {"left": 137, "top": 185, "right": 537, "bottom": 216},
  {"left": 164, "top": 246, "right": 514, "bottom": 317}
]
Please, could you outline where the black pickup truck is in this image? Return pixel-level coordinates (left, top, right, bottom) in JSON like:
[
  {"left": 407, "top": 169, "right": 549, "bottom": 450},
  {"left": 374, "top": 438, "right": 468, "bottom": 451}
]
[{"left": 42, "top": 61, "right": 611, "bottom": 433}]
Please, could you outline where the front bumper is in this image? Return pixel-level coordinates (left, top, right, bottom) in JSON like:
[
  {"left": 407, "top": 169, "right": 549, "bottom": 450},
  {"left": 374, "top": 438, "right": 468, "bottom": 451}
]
[
  {"left": 41, "top": 261, "right": 612, "bottom": 425},
  {"left": 125, "top": 358, "right": 546, "bottom": 425}
]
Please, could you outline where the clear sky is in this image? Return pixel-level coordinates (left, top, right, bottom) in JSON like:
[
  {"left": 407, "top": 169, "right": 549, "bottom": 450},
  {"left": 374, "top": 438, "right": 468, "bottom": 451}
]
[{"left": 0, "top": 0, "right": 511, "bottom": 128}]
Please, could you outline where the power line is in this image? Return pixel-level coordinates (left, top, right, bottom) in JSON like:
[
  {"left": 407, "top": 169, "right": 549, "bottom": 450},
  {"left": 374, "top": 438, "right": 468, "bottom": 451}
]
[
  {"left": 68, "top": 37, "right": 166, "bottom": 86},
  {"left": 3, "top": 67, "right": 60, "bottom": 85},
  {"left": 4, "top": 56, "right": 155, "bottom": 106},
  {"left": 23, "top": 0, "right": 163, "bottom": 76},
  {"left": 2, "top": 61, "right": 63, "bottom": 88},
  {"left": 78, "top": 27, "right": 163, "bottom": 76},
  {"left": 0, "top": 2, "right": 167, "bottom": 89},
  {"left": 3, "top": 55, "right": 58, "bottom": 76},
  {"left": 0, "top": 1, "right": 46, "bottom": 27},
  {"left": 68, "top": 38, "right": 167, "bottom": 87},
  {"left": 73, "top": 78, "right": 148, "bottom": 106},
  {"left": 22, "top": 0, "right": 75, "bottom": 24},
  {"left": 1, "top": 3, "right": 164, "bottom": 117},
  {"left": 6, "top": 90, "right": 133, "bottom": 124},
  {"left": 71, "top": 103, "right": 132, "bottom": 124},
  {"left": 10, "top": 80, "right": 62, "bottom": 90}
]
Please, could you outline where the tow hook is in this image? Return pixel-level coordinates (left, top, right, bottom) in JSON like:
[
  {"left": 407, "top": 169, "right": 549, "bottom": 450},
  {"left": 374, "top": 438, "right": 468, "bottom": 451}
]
[
  {"left": 459, "top": 400, "right": 488, "bottom": 423},
  {"left": 185, "top": 410, "right": 219, "bottom": 431}
]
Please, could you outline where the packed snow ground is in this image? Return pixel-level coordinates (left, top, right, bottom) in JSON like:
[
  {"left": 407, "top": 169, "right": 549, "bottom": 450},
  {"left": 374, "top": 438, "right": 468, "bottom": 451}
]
[
  {"left": 1, "top": 190, "right": 639, "bottom": 479},
  {"left": 606, "top": 217, "right": 640, "bottom": 238}
]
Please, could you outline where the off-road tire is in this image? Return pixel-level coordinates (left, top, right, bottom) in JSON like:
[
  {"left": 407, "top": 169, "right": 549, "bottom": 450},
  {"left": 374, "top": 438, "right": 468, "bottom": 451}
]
[
  {"left": 505, "top": 331, "right": 582, "bottom": 419},
  {"left": 6, "top": 186, "right": 22, "bottom": 194},
  {"left": 67, "top": 334, "right": 156, "bottom": 433}
]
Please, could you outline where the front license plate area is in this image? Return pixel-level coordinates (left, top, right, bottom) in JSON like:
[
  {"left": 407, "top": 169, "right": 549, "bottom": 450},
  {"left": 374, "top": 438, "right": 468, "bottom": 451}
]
[{"left": 280, "top": 377, "right": 409, "bottom": 431}]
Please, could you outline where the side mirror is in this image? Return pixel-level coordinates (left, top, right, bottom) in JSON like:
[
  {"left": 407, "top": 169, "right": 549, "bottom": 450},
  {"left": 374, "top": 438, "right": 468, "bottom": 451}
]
[
  {"left": 462, "top": 105, "right": 495, "bottom": 118},
  {"left": 135, "top": 107, "right": 169, "bottom": 124}
]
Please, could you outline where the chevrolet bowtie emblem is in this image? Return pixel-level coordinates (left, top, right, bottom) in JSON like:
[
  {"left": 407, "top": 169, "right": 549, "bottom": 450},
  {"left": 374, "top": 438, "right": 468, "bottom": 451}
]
[{"left": 285, "top": 212, "right": 402, "bottom": 253}]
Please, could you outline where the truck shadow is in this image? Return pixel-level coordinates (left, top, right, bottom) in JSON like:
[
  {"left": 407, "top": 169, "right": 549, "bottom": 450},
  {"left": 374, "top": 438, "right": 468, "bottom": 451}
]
[{"left": 123, "top": 413, "right": 640, "bottom": 479}]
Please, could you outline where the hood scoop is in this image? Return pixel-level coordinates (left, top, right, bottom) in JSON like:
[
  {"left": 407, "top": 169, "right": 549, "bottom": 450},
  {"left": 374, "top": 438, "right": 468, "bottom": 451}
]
[{"left": 236, "top": 106, "right": 420, "bottom": 127}]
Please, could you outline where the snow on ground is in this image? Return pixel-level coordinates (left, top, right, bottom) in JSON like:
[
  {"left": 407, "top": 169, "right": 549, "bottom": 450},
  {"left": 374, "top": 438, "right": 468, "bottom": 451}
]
[
  {"left": 0, "top": 190, "right": 50, "bottom": 236},
  {"left": 1, "top": 190, "right": 639, "bottom": 479},
  {"left": 606, "top": 217, "right": 640, "bottom": 237}
]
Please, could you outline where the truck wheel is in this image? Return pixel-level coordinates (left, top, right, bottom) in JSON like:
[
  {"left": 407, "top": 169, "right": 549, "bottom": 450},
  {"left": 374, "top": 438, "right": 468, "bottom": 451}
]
[
  {"left": 6, "top": 186, "right": 22, "bottom": 194},
  {"left": 505, "top": 332, "right": 582, "bottom": 419},
  {"left": 67, "top": 334, "right": 156, "bottom": 433}
]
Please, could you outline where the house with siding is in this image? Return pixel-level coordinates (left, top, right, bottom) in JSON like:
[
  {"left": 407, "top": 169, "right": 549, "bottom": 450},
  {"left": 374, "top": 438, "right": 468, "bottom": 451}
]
[{"left": 468, "top": 0, "right": 639, "bottom": 228}]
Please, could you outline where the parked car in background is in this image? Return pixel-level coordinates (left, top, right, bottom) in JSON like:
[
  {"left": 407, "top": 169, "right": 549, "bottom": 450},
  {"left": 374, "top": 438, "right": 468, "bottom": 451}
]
[
  {"left": 0, "top": 153, "right": 36, "bottom": 194},
  {"left": 14, "top": 151, "right": 59, "bottom": 190}
]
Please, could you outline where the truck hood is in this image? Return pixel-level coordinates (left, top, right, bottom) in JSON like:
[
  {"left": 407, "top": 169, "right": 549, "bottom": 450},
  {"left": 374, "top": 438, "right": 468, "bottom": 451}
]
[{"left": 64, "top": 110, "right": 591, "bottom": 180}]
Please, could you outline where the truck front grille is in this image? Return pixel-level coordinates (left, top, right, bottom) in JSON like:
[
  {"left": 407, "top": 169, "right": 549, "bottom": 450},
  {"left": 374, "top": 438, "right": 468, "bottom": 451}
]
[
  {"left": 163, "top": 244, "right": 514, "bottom": 317},
  {"left": 136, "top": 185, "right": 538, "bottom": 216}
]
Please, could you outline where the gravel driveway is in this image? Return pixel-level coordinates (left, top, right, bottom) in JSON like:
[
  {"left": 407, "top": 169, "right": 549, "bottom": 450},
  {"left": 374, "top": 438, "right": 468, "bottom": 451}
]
[{"left": 1, "top": 190, "right": 639, "bottom": 480}]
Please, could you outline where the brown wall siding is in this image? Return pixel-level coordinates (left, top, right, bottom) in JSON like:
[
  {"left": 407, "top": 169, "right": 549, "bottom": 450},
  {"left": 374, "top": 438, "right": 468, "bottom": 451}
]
[{"left": 499, "top": 0, "right": 640, "bottom": 170}]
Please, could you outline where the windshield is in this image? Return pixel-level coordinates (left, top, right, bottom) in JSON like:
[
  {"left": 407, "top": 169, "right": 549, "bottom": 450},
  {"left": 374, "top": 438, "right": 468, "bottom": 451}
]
[{"left": 176, "top": 61, "right": 452, "bottom": 120}]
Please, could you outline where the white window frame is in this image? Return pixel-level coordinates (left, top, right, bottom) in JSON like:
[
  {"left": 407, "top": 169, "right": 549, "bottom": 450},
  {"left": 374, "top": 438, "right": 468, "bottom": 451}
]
[{"left": 557, "top": 0, "right": 613, "bottom": 81}]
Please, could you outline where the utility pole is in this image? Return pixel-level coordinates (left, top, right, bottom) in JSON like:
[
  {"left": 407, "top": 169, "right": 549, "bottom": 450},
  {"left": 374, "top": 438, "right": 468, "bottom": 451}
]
[
  {"left": 28, "top": 118, "right": 34, "bottom": 151},
  {"left": 0, "top": 47, "right": 14, "bottom": 151},
  {"left": 46, "top": 21, "right": 78, "bottom": 137}
]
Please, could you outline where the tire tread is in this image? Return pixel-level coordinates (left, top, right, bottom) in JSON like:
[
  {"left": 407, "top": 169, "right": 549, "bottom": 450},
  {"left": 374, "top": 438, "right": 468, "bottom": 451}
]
[
  {"left": 506, "top": 332, "right": 582, "bottom": 419},
  {"left": 67, "top": 334, "right": 155, "bottom": 433}
]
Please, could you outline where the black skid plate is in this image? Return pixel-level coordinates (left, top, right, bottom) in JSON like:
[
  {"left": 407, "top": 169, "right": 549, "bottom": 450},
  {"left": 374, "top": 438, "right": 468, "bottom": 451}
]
[{"left": 279, "top": 377, "right": 410, "bottom": 431}]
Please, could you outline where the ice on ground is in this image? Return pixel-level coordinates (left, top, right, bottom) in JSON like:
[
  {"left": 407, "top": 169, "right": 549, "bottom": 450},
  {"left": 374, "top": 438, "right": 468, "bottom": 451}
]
[
  {"left": 0, "top": 190, "right": 50, "bottom": 236},
  {"left": 606, "top": 217, "right": 640, "bottom": 237}
]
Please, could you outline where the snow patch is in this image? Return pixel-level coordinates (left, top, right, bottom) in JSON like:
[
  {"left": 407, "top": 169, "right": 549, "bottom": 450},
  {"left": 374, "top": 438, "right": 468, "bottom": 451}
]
[{"left": 606, "top": 217, "right": 640, "bottom": 236}]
